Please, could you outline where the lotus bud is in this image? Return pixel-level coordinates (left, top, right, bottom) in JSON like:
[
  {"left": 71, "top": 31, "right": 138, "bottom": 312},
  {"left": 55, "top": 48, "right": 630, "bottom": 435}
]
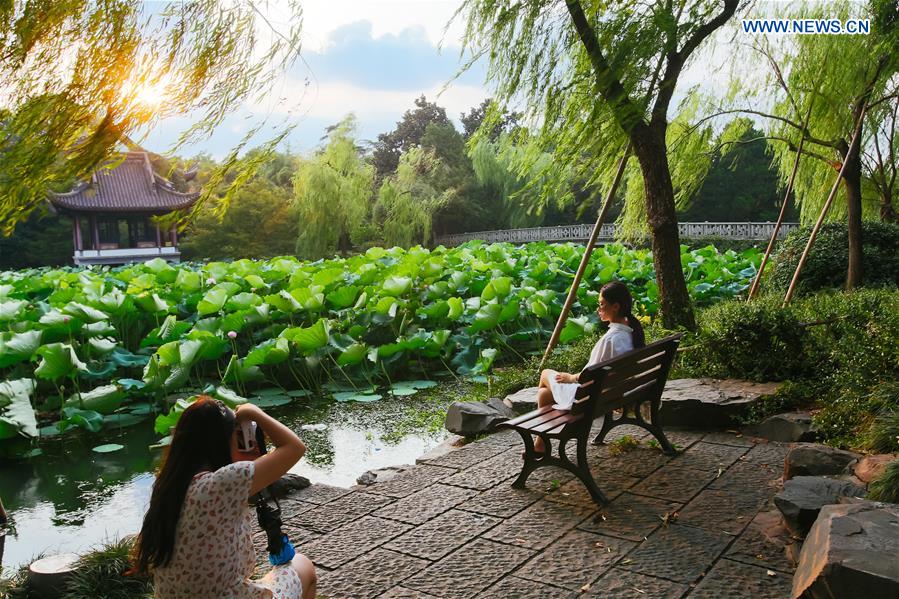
[
  {"left": 206, "top": 277, "right": 216, "bottom": 285},
  {"left": 227, "top": 331, "right": 237, "bottom": 339}
]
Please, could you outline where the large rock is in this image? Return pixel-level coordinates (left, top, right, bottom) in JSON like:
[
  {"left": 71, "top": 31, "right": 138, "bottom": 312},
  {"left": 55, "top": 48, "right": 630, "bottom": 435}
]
[
  {"left": 774, "top": 476, "right": 867, "bottom": 537},
  {"left": 784, "top": 444, "right": 861, "bottom": 481},
  {"left": 444, "top": 397, "right": 515, "bottom": 437},
  {"left": 268, "top": 473, "right": 311, "bottom": 497},
  {"left": 851, "top": 454, "right": 898, "bottom": 485},
  {"left": 503, "top": 386, "right": 539, "bottom": 414},
  {"left": 792, "top": 501, "right": 899, "bottom": 598},
  {"left": 744, "top": 412, "right": 819, "bottom": 443},
  {"left": 356, "top": 465, "right": 409, "bottom": 486},
  {"left": 658, "top": 378, "right": 780, "bottom": 428}
]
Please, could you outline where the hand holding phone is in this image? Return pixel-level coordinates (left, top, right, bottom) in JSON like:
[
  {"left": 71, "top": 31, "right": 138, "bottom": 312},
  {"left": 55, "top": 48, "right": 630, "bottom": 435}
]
[{"left": 237, "top": 420, "right": 258, "bottom": 452}]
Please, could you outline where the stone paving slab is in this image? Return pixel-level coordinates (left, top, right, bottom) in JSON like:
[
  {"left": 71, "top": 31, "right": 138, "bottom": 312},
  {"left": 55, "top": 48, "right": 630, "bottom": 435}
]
[
  {"left": 629, "top": 463, "right": 718, "bottom": 503},
  {"left": 291, "top": 491, "right": 394, "bottom": 533},
  {"left": 514, "top": 530, "right": 637, "bottom": 591},
  {"left": 280, "top": 427, "right": 795, "bottom": 599},
  {"left": 363, "top": 464, "right": 458, "bottom": 499},
  {"left": 677, "top": 487, "right": 768, "bottom": 536},
  {"left": 383, "top": 509, "right": 501, "bottom": 561},
  {"left": 688, "top": 558, "right": 793, "bottom": 598},
  {"left": 441, "top": 449, "right": 521, "bottom": 490},
  {"left": 669, "top": 441, "right": 750, "bottom": 471},
  {"left": 290, "top": 482, "right": 353, "bottom": 505},
  {"left": 316, "top": 548, "right": 428, "bottom": 599},
  {"left": 302, "top": 515, "right": 411, "bottom": 568},
  {"left": 619, "top": 523, "right": 731, "bottom": 584},
  {"left": 585, "top": 568, "right": 690, "bottom": 598},
  {"left": 419, "top": 442, "right": 507, "bottom": 470},
  {"left": 373, "top": 483, "right": 478, "bottom": 525},
  {"left": 479, "top": 575, "right": 570, "bottom": 598},
  {"left": 725, "top": 510, "right": 796, "bottom": 574},
  {"left": 481, "top": 499, "right": 595, "bottom": 550},
  {"left": 578, "top": 492, "right": 681, "bottom": 542},
  {"left": 455, "top": 477, "right": 544, "bottom": 518},
  {"left": 403, "top": 538, "right": 536, "bottom": 599}
]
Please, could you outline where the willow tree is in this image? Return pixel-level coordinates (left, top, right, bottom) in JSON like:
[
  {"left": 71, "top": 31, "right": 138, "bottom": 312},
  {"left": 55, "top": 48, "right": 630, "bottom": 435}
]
[
  {"left": 713, "top": 0, "right": 898, "bottom": 288},
  {"left": 458, "top": 0, "right": 744, "bottom": 328},
  {"left": 374, "top": 147, "right": 449, "bottom": 247},
  {"left": 293, "top": 117, "right": 374, "bottom": 259},
  {"left": 0, "top": 0, "right": 303, "bottom": 234}
]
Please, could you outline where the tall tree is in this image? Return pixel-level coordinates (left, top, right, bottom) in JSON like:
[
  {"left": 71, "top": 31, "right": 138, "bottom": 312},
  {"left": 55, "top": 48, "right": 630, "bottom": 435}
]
[
  {"left": 294, "top": 116, "right": 374, "bottom": 259},
  {"left": 460, "top": 99, "right": 522, "bottom": 140},
  {"left": 375, "top": 148, "right": 448, "bottom": 247},
  {"left": 371, "top": 96, "right": 451, "bottom": 178},
  {"left": 709, "top": 0, "right": 898, "bottom": 287},
  {"left": 458, "top": 0, "right": 744, "bottom": 327},
  {"left": 0, "top": 0, "right": 303, "bottom": 234}
]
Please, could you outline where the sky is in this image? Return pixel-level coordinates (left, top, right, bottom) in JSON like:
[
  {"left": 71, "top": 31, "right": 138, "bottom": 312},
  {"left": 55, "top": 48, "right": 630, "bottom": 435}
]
[{"left": 142, "top": 1, "right": 489, "bottom": 158}]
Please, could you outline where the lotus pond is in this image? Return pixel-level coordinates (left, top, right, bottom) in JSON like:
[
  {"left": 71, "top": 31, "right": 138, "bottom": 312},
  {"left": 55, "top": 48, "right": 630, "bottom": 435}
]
[{"left": 0, "top": 240, "right": 761, "bottom": 568}]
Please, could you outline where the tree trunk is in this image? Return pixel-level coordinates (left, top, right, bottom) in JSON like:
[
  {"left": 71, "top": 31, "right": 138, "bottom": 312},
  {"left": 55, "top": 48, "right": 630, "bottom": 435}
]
[
  {"left": 880, "top": 191, "right": 897, "bottom": 223},
  {"left": 631, "top": 125, "right": 696, "bottom": 329},
  {"left": 839, "top": 122, "right": 864, "bottom": 289}
]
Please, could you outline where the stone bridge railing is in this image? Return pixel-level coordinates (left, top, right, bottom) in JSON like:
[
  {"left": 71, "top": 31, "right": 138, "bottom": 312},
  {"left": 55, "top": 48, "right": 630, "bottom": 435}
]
[{"left": 434, "top": 222, "right": 801, "bottom": 247}]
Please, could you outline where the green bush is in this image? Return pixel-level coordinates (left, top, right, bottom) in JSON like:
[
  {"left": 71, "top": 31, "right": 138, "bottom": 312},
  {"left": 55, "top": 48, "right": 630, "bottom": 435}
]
[
  {"left": 868, "top": 459, "right": 899, "bottom": 503},
  {"left": 663, "top": 289, "right": 899, "bottom": 448},
  {"left": 769, "top": 221, "right": 899, "bottom": 294},
  {"left": 64, "top": 537, "right": 152, "bottom": 599}
]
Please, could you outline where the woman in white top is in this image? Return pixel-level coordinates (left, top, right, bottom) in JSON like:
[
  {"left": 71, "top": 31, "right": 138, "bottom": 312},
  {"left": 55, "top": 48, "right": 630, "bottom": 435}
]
[
  {"left": 534, "top": 281, "right": 646, "bottom": 454},
  {"left": 130, "top": 397, "right": 317, "bottom": 599}
]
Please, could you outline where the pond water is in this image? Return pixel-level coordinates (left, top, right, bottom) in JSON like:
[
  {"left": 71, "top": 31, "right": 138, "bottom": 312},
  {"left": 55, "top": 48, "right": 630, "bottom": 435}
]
[{"left": 0, "top": 395, "right": 447, "bottom": 571}]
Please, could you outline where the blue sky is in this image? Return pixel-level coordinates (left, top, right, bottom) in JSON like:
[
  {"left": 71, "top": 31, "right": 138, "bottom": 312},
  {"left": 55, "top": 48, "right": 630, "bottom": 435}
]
[{"left": 141, "top": 1, "right": 489, "bottom": 158}]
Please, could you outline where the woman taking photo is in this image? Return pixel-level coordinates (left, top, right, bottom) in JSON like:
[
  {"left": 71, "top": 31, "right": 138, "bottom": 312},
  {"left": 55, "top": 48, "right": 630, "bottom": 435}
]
[{"left": 131, "top": 397, "right": 316, "bottom": 599}]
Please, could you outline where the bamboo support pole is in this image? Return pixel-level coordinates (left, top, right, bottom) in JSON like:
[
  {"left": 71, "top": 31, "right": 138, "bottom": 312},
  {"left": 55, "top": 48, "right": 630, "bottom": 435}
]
[
  {"left": 538, "top": 146, "right": 631, "bottom": 370},
  {"left": 748, "top": 99, "right": 816, "bottom": 301},
  {"left": 782, "top": 105, "right": 867, "bottom": 307}
]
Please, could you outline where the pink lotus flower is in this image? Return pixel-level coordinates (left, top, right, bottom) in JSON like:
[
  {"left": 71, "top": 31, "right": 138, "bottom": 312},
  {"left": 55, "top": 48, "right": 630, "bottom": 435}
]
[
  {"left": 206, "top": 277, "right": 216, "bottom": 285},
  {"left": 227, "top": 331, "right": 237, "bottom": 339}
]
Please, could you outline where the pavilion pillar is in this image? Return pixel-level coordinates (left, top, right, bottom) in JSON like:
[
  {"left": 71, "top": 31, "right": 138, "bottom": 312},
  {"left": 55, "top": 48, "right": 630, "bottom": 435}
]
[
  {"left": 72, "top": 215, "right": 83, "bottom": 251},
  {"left": 171, "top": 225, "right": 178, "bottom": 246},
  {"left": 155, "top": 224, "right": 162, "bottom": 248},
  {"left": 89, "top": 215, "right": 99, "bottom": 251}
]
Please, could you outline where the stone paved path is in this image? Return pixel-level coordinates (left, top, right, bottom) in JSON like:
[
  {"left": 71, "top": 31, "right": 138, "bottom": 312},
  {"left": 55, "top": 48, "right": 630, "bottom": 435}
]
[{"left": 254, "top": 423, "right": 795, "bottom": 598}]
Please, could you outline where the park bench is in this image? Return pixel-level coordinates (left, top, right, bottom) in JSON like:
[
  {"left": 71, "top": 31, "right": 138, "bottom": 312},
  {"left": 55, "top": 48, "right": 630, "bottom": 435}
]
[{"left": 499, "top": 334, "right": 683, "bottom": 505}]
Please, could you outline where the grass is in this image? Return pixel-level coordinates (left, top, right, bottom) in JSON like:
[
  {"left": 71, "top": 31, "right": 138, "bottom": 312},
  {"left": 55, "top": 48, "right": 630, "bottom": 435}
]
[
  {"left": 609, "top": 435, "right": 640, "bottom": 456},
  {"left": 868, "top": 459, "right": 899, "bottom": 503}
]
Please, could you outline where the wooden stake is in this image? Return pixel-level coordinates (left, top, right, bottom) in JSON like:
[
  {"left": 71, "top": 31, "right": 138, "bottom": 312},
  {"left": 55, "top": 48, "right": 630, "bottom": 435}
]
[
  {"left": 748, "top": 99, "right": 816, "bottom": 301},
  {"left": 782, "top": 105, "right": 867, "bottom": 307},
  {"left": 538, "top": 146, "right": 631, "bottom": 370}
]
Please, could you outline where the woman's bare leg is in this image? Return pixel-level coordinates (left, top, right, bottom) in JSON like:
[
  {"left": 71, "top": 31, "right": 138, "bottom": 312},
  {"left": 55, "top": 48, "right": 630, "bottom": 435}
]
[{"left": 291, "top": 554, "right": 317, "bottom": 599}]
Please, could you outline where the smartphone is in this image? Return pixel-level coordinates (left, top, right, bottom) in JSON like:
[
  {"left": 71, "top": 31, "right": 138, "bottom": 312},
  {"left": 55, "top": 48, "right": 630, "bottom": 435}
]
[{"left": 238, "top": 421, "right": 257, "bottom": 452}]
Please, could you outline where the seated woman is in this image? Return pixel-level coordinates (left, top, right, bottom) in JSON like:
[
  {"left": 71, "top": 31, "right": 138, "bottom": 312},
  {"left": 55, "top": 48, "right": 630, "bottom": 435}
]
[
  {"left": 130, "top": 397, "right": 317, "bottom": 599},
  {"left": 534, "top": 281, "right": 646, "bottom": 454}
]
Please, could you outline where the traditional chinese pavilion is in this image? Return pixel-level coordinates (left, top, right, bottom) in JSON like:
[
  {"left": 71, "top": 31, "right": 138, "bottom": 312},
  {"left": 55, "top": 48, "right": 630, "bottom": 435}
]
[{"left": 49, "top": 152, "right": 198, "bottom": 266}]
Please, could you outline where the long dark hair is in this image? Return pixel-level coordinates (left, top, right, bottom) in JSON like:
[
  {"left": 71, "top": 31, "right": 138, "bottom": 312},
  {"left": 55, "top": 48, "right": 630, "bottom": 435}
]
[
  {"left": 131, "top": 396, "right": 235, "bottom": 573},
  {"left": 600, "top": 281, "right": 645, "bottom": 348}
]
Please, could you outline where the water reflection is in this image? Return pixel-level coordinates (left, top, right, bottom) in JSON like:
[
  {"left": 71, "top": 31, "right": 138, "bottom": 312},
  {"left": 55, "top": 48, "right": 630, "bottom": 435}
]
[{"left": 1, "top": 396, "right": 446, "bottom": 570}]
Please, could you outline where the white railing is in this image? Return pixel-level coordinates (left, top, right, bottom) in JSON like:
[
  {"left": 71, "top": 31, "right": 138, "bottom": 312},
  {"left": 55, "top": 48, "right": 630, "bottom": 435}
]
[
  {"left": 434, "top": 222, "right": 801, "bottom": 247},
  {"left": 74, "top": 246, "right": 180, "bottom": 266}
]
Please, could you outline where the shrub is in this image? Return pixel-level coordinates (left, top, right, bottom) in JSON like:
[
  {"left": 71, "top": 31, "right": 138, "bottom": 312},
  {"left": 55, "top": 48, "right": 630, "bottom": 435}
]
[
  {"left": 64, "top": 537, "right": 152, "bottom": 599},
  {"left": 769, "top": 221, "right": 899, "bottom": 294},
  {"left": 868, "top": 459, "right": 899, "bottom": 504}
]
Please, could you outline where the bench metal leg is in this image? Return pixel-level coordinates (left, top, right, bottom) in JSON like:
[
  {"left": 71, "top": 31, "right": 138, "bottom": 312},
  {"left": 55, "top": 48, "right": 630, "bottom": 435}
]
[
  {"left": 591, "top": 401, "right": 679, "bottom": 456},
  {"left": 511, "top": 429, "right": 542, "bottom": 489}
]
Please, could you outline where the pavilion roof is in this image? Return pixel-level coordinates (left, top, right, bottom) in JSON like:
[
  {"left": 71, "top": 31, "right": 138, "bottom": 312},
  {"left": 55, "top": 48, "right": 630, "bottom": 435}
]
[{"left": 49, "top": 152, "right": 199, "bottom": 213}]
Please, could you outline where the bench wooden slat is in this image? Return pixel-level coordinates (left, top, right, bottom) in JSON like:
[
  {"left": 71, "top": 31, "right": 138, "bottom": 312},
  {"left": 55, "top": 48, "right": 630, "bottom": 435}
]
[
  {"left": 527, "top": 411, "right": 581, "bottom": 434},
  {"left": 504, "top": 405, "right": 555, "bottom": 427}
]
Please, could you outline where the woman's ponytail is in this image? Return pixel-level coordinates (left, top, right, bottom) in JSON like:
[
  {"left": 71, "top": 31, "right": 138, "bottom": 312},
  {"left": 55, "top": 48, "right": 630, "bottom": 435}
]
[{"left": 600, "top": 281, "right": 645, "bottom": 348}]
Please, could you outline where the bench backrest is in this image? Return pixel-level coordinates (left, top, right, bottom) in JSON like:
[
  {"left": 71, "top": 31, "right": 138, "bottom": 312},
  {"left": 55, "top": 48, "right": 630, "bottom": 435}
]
[{"left": 570, "top": 334, "right": 682, "bottom": 417}]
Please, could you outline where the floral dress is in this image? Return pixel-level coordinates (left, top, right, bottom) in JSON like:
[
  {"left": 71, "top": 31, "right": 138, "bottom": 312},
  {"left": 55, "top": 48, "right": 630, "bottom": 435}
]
[{"left": 153, "top": 461, "right": 302, "bottom": 599}]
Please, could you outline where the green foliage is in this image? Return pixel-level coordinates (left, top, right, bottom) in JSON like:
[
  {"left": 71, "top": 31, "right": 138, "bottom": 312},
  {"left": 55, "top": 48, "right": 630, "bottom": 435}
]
[
  {"left": 673, "top": 289, "right": 899, "bottom": 448},
  {"left": 769, "top": 222, "right": 899, "bottom": 293},
  {"left": 0, "top": 0, "right": 303, "bottom": 233},
  {"left": 64, "top": 537, "right": 153, "bottom": 599},
  {"left": 859, "top": 386, "right": 899, "bottom": 454},
  {"left": 293, "top": 116, "right": 375, "bottom": 259},
  {"left": 867, "top": 459, "right": 899, "bottom": 504},
  {"left": 0, "top": 211, "right": 72, "bottom": 269},
  {"left": 372, "top": 95, "right": 451, "bottom": 178},
  {"left": 375, "top": 148, "right": 447, "bottom": 247},
  {"left": 0, "top": 241, "right": 765, "bottom": 447},
  {"left": 609, "top": 435, "right": 640, "bottom": 456}
]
